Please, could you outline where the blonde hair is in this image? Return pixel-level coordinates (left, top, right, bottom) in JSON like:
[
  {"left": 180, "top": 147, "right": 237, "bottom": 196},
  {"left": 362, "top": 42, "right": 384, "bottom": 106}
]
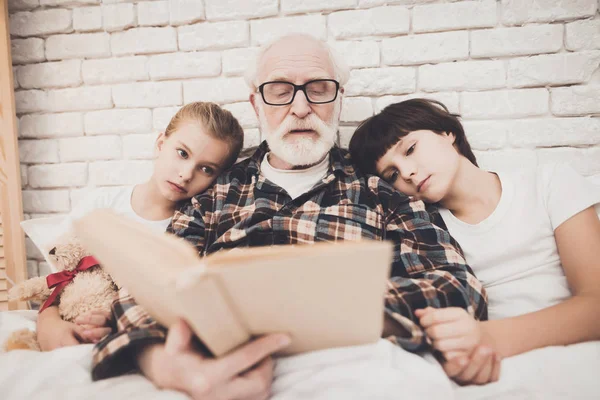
[{"left": 164, "top": 102, "right": 244, "bottom": 168}]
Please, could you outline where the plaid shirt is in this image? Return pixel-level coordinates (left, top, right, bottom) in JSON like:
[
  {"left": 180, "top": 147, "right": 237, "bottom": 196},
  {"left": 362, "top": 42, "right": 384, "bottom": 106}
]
[{"left": 92, "top": 142, "right": 487, "bottom": 380}]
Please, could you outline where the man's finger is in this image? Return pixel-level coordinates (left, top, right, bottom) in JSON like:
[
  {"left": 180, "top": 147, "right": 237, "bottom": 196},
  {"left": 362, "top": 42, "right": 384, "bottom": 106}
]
[
  {"left": 220, "top": 357, "right": 274, "bottom": 400},
  {"left": 165, "top": 319, "right": 193, "bottom": 355},
  {"left": 419, "top": 308, "right": 465, "bottom": 328},
  {"left": 490, "top": 354, "right": 502, "bottom": 382},
  {"left": 425, "top": 321, "right": 469, "bottom": 340},
  {"left": 433, "top": 336, "right": 477, "bottom": 352},
  {"left": 81, "top": 327, "right": 113, "bottom": 342},
  {"left": 219, "top": 334, "right": 291, "bottom": 378},
  {"left": 442, "top": 356, "right": 468, "bottom": 378},
  {"left": 456, "top": 347, "right": 492, "bottom": 384},
  {"left": 75, "top": 313, "right": 108, "bottom": 327},
  {"left": 472, "top": 352, "right": 494, "bottom": 385}
]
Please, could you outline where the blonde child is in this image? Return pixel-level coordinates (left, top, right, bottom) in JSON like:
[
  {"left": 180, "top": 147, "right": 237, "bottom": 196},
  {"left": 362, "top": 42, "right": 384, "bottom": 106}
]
[
  {"left": 349, "top": 98, "right": 600, "bottom": 386},
  {"left": 36, "top": 102, "right": 245, "bottom": 351}
]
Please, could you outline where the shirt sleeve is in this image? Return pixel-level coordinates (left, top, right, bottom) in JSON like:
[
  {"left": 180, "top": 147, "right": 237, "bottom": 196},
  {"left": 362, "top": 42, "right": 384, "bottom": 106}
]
[
  {"left": 383, "top": 193, "right": 488, "bottom": 352},
  {"left": 542, "top": 164, "right": 600, "bottom": 231},
  {"left": 91, "top": 198, "right": 209, "bottom": 381},
  {"left": 91, "top": 288, "right": 167, "bottom": 380}
]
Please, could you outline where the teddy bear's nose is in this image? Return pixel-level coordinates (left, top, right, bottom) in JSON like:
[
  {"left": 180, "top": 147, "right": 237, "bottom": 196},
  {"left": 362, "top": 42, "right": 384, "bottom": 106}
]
[{"left": 49, "top": 247, "right": 56, "bottom": 255}]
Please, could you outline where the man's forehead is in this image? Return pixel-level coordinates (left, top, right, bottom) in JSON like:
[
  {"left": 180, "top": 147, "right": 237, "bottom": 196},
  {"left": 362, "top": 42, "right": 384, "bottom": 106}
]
[{"left": 258, "top": 39, "right": 335, "bottom": 84}]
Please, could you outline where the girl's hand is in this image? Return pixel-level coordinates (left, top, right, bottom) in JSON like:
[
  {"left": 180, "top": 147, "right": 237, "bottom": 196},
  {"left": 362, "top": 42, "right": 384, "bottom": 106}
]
[
  {"left": 37, "top": 306, "right": 83, "bottom": 351},
  {"left": 442, "top": 344, "right": 502, "bottom": 386},
  {"left": 74, "top": 310, "right": 113, "bottom": 343},
  {"left": 416, "top": 307, "right": 483, "bottom": 355}
]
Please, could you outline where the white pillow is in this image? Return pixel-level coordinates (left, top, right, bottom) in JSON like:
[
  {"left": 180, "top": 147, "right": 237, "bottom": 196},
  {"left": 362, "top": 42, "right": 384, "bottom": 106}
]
[{"left": 20, "top": 216, "right": 72, "bottom": 273}]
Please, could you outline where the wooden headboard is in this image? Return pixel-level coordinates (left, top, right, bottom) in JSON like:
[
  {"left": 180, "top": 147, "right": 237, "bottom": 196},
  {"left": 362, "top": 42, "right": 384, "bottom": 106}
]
[{"left": 1, "top": 0, "right": 28, "bottom": 310}]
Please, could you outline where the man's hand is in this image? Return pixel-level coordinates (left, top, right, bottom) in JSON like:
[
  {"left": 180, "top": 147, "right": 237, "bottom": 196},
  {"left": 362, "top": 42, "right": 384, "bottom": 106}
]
[
  {"left": 37, "top": 306, "right": 84, "bottom": 351},
  {"left": 441, "top": 345, "right": 501, "bottom": 385},
  {"left": 416, "top": 307, "right": 483, "bottom": 355},
  {"left": 75, "top": 310, "right": 113, "bottom": 343},
  {"left": 138, "top": 319, "right": 291, "bottom": 400}
]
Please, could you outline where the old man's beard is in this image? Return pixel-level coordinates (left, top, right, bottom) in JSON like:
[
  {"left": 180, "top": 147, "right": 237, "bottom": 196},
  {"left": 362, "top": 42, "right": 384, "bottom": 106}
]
[{"left": 258, "top": 100, "right": 340, "bottom": 167}]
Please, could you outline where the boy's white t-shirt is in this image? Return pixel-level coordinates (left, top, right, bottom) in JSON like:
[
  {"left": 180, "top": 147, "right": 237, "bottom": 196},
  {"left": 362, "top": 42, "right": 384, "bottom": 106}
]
[
  {"left": 67, "top": 186, "right": 171, "bottom": 233},
  {"left": 438, "top": 164, "right": 600, "bottom": 320}
]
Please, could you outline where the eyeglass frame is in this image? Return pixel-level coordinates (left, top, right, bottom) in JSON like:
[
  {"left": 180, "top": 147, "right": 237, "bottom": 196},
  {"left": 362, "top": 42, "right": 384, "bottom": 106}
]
[{"left": 257, "top": 79, "right": 340, "bottom": 106}]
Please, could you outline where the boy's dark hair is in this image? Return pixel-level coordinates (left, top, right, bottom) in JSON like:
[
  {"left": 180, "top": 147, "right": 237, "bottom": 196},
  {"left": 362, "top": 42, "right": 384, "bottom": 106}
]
[{"left": 349, "top": 98, "right": 478, "bottom": 175}]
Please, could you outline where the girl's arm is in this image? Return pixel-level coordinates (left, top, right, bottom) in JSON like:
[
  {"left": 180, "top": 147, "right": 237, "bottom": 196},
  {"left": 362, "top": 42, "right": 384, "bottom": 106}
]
[{"left": 481, "top": 206, "right": 600, "bottom": 358}]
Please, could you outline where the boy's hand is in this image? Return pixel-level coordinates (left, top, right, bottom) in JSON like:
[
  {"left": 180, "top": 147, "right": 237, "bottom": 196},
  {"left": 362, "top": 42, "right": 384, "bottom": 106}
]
[
  {"left": 441, "top": 345, "right": 501, "bottom": 385},
  {"left": 75, "top": 310, "right": 113, "bottom": 343},
  {"left": 37, "top": 306, "right": 84, "bottom": 351},
  {"left": 138, "top": 319, "right": 291, "bottom": 400},
  {"left": 416, "top": 307, "right": 483, "bottom": 355}
]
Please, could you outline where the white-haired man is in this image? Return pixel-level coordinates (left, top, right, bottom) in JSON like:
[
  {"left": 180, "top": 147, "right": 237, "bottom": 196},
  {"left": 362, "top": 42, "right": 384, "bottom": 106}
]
[{"left": 90, "top": 34, "right": 488, "bottom": 399}]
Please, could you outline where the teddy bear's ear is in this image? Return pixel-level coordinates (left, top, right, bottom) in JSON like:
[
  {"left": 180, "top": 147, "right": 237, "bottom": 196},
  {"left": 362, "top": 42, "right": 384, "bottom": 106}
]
[{"left": 49, "top": 247, "right": 56, "bottom": 255}]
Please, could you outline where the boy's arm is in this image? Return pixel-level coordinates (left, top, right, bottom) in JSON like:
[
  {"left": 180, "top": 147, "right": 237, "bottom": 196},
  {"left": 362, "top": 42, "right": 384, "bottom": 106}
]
[
  {"left": 92, "top": 200, "right": 208, "bottom": 380},
  {"left": 382, "top": 193, "right": 487, "bottom": 351}
]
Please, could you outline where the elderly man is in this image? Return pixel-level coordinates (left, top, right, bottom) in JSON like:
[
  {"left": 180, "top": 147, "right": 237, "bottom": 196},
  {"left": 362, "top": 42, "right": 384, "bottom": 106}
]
[{"left": 91, "top": 34, "right": 487, "bottom": 399}]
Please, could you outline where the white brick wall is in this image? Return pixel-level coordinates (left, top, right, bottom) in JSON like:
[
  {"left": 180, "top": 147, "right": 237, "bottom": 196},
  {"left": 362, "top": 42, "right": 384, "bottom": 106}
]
[{"left": 9, "top": 0, "right": 600, "bottom": 275}]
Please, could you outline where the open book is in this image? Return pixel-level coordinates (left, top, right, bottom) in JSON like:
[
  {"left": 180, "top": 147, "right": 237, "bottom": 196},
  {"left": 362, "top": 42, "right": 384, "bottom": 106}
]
[{"left": 73, "top": 209, "right": 393, "bottom": 357}]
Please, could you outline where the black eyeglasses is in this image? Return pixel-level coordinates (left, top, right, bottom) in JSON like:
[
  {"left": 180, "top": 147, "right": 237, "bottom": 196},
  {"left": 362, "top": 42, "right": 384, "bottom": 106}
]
[{"left": 258, "top": 79, "right": 340, "bottom": 106}]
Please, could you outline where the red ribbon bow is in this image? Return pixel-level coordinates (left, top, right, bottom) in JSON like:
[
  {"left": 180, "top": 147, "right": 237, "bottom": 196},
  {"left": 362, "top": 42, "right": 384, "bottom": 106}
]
[{"left": 39, "top": 255, "right": 100, "bottom": 314}]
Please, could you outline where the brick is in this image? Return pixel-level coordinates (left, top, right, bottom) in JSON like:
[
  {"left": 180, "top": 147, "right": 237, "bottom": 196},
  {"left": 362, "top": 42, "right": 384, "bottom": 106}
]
[
  {"left": 22, "top": 190, "right": 71, "bottom": 213},
  {"left": 551, "top": 86, "right": 600, "bottom": 116},
  {"left": 413, "top": 0, "right": 497, "bottom": 33},
  {"left": 46, "top": 33, "right": 111, "bottom": 60},
  {"left": 471, "top": 25, "right": 563, "bottom": 58},
  {"left": 462, "top": 89, "right": 549, "bottom": 119},
  {"left": 21, "top": 164, "right": 28, "bottom": 187},
  {"left": 82, "top": 56, "right": 149, "bottom": 85},
  {"left": 345, "top": 67, "right": 416, "bottom": 96},
  {"left": 382, "top": 31, "right": 469, "bottom": 65},
  {"left": 170, "top": 0, "right": 206, "bottom": 25},
  {"left": 338, "top": 126, "right": 358, "bottom": 149},
  {"left": 89, "top": 160, "right": 153, "bottom": 186},
  {"left": 462, "top": 120, "right": 509, "bottom": 150},
  {"left": 205, "top": 0, "right": 277, "bottom": 20},
  {"left": 508, "top": 51, "right": 600, "bottom": 88},
  {"left": 358, "top": 0, "right": 435, "bottom": 6},
  {"left": 138, "top": 1, "right": 169, "bottom": 26},
  {"left": 566, "top": 19, "right": 600, "bottom": 51},
  {"left": 113, "top": 82, "right": 182, "bottom": 108},
  {"left": 15, "top": 90, "right": 47, "bottom": 114},
  {"left": 502, "top": 0, "right": 597, "bottom": 25},
  {"left": 282, "top": 0, "right": 355, "bottom": 15},
  {"left": 25, "top": 238, "right": 44, "bottom": 261},
  {"left": 340, "top": 97, "right": 373, "bottom": 123},
  {"left": 223, "top": 48, "right": 259, "bottom": 77},
  {"left": 251, "top": 15, "right": 326, "bottom": 46},
  {"left": 85, "top": 109, "right": 152, "bottom": 135},
  {"left": 17, "top": 60, "right": 82, "bottom": 89},
  {"left": 179, "top": 21, "right": 249, "bottom": 51},
  {"left": 10, "top": 9, "right": 71, "bottom": 37},
  {"left": 20, "top": 113, "right": 84, "bottom": 138},
  {"left": 537, "top": 147, "right": 600, "bottom": 176},
  {"left": 184, "top": 77, "right": 248, "bottom": 104},
  {"left": 243, "top": 129, "right": 261, "bottom": 148},
  {"left": 111, "top": 27, "right": 178, "bottom": 56},
  {"left": 419, "top": 60, "right": 505, "bottom": 92},
  {"left": 28, "top": 163, "right": 88, "bottom": 189},
  {"left": 13, "top": 67, "right": 19, "bottom": 89},
  {"left": 73, "top": 7, "right": 102, "bottom": 32},
  {"left": 328, "top": 7, "right": 409, "bottom": 39},
  {"left": 59, "top": 136, "right": 122, "bottom": 162},
  {"left": 330, "top": 41, "right": 379, "bottom": 69},
  {"left": 40, "top": 0, "right": 99, "bottom": 5},
  {"left": 11, "top": 38, "right": 45, "bottom": 64},
  {"left": 473, "top": 149, "right": 537, "bottom": 172},
  {"left": 148, "top": 52, "right": 221, "bottom": 80},
  {"left": 102, "top": 3, "right": 135, "bottom": 32},
  {"left": 508, "top": 117, "right": 600, "bottom": 147},
  {"left": 19, "top": 139, "right": 59, "bottom": 163},
  {"left": 8, "top": 0, "right": 39, "bottom": 11},
  {"left": 39, "top": 262, "right": 53, "bottom": 276},
  {"left": 46, "top": 86, "right": 113, "bottom": 112},
  {"left": 222, "top": 102, "right": 258, "bottom": 128},
  {"left": 375, "top": 92, "right": 460, "bottom": 114},
  {"left": 123, "top": 134, "right": 156, "bottom": 160},
  {"left": 27, "top": 260, "right": 39, "bottom": 278},
  {"left": 153, "top": 106, "right": 180, "bottom": 131}
]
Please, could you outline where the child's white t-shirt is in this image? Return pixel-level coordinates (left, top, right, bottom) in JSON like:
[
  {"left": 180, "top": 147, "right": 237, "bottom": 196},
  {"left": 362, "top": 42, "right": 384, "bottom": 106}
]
[
  {"left": 438, "top": 164, "right": 600, "bottom": 320},
  {"left": 68, "top": 186, "right": 171, "bottom": 233}
]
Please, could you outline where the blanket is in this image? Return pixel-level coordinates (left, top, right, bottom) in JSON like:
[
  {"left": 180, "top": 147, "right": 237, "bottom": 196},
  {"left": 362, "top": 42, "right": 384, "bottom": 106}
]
[{"left": 1, "top": 311, "right": 598, "bottom": 400}]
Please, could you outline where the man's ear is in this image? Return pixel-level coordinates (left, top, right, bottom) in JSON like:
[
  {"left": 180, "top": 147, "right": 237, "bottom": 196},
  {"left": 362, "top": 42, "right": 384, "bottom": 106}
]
[{"left": 249, "top": 93, "right": 260, "bottom": 118}]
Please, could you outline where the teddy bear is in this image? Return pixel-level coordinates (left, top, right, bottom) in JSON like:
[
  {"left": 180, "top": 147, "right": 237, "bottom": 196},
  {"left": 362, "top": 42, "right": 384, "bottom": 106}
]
[{"left": 2, "top": 234, "right": 118, "bottom": 352}]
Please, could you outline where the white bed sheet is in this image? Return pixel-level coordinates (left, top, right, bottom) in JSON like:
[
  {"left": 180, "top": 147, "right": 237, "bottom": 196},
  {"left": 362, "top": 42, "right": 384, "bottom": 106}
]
[{"left": 0, "top": 311, "right": 598, "bottom": 400}]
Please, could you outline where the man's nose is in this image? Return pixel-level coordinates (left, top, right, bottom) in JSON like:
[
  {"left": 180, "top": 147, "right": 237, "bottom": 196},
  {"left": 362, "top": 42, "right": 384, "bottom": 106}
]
[{"left": 290, "top": 90, "right": 312, "bottom": 119}]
